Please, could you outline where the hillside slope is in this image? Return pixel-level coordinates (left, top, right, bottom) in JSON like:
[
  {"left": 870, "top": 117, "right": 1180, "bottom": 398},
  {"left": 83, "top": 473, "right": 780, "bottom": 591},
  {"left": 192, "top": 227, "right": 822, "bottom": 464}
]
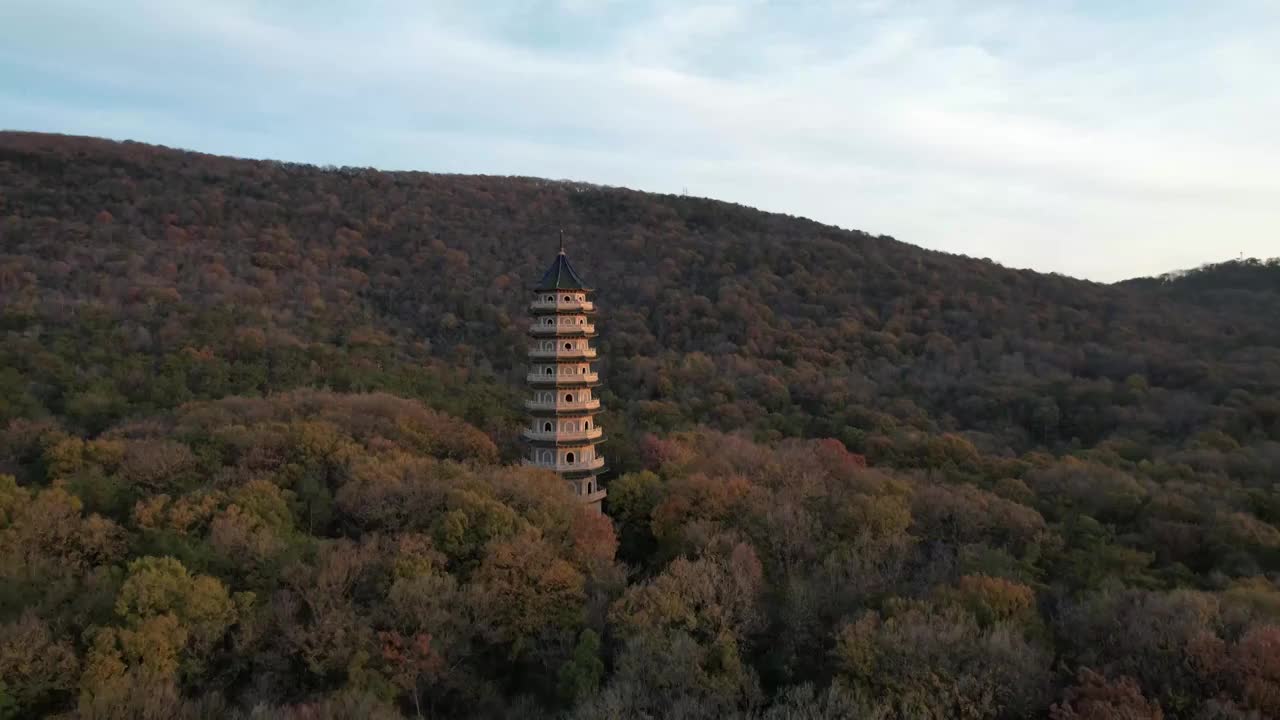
[{"left": 2, "top": 131, "right": 1277, "bottom": 465}]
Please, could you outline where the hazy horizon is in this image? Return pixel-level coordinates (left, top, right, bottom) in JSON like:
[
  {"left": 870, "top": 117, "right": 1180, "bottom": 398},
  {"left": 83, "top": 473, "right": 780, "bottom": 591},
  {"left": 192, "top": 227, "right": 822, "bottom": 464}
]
[{"left": 3, "top": 1, "right": 1277, "bottom": 282}]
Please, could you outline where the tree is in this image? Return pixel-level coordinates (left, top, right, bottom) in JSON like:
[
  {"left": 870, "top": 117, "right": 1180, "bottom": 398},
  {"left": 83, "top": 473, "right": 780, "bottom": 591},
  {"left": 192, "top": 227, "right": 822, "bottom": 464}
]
[
  {"left": 469, "top": 529, "right": 586, "bottom": 660},
  {"left": 833, "top": 604, "right": 1052, "bottom": 719},
  {"left": 379, "top": 630, "right": 443, "bottom": 719},
  {"left": 557, "top": 630, "right": 604, "bottom": 705},
  {"left": 0, "top": 613, "right": 79, "bottom": 716},
  {"left": 1050, "top": 668, "right": 1163, "bottom": 720}
]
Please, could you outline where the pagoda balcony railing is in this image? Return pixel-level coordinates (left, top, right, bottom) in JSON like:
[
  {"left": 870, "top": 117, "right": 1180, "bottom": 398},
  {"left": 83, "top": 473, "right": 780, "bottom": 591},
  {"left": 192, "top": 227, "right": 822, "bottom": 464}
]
[
  {"left": 527, "top": 372, "right": 599, "bottom": 384},
  {"left": 523, "top": 427, "right": 604, "bottom": 443},
  {"left": 523, "top": 456, "right": 606, "bottom": 473},
  {"left": 530, "top": 299, "right": 594, "bottom": 313},
  {"left": 580, "top": 488, "right": 607, "bottom": 503},
  {"left": 528, "top": 323, "right": 597, "bottom": 336},
  {"left": 528, "top": 347, "right": 597, "bottom": 360},
  {"left": 524, "top": 398, "right": 601, "bottom": 412}
]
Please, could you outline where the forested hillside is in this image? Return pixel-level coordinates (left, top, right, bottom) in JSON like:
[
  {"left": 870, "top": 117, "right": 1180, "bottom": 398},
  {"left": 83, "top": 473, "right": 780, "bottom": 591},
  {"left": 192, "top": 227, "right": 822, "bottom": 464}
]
[{"left": 1, "top": 132, "right": 1278, "bottom": 719}]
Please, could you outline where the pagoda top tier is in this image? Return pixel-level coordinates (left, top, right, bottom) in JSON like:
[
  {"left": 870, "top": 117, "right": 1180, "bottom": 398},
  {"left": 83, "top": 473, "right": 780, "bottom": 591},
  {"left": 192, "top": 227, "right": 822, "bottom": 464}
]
[{"left": 535, "top": 250, "right": 592, "bottom": 291}]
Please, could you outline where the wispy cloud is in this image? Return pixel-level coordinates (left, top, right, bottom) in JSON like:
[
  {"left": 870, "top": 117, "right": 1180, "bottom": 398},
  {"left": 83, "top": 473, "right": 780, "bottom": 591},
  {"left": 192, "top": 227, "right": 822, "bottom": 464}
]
[{"left": 1, "top": 0, "right": 1276, "bottom": 280}]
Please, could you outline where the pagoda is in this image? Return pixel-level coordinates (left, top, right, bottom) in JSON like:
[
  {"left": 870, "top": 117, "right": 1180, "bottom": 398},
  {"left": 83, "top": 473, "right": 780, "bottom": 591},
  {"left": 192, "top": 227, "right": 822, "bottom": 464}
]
[{"left": 523, "top": 240, "right": 607, "bottom": 512}]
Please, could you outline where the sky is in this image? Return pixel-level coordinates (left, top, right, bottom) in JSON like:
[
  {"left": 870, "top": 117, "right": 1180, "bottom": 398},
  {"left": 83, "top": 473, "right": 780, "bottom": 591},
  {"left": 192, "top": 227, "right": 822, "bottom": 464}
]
[{"left": 2, "top": 1, "right": 1277, "bottom": 282}]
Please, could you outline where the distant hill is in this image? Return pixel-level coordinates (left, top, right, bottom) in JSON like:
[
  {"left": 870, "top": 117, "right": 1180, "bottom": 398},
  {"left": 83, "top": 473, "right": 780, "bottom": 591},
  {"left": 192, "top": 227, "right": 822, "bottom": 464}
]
[
  {"left": 1126, "top": 257, "right": 1280, "bottom": 293},
  {"left": 1, "top": 131, "right": 1278, "bottom": 466},
  {"left": 1120, "top": 258, "right": 1280, "bottom": 319}
]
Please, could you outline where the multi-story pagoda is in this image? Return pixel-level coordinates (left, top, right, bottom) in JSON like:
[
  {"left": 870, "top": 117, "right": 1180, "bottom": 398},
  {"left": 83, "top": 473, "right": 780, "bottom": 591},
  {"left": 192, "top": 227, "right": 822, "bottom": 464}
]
[{"left": 524, "top": 241, "right": 607, "bottom": 512}]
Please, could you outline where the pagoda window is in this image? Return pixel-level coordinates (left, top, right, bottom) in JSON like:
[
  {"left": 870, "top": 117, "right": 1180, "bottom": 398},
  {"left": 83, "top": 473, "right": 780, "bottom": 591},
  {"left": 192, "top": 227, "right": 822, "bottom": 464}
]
[
  {"left": 566, "top": 452, "right": 576, "bottom": 464},
  {"left": 563, "top": 295, "right": 571, "bottom": 302},
  {"left": 544, "top": 367, "right": 553, "bottom": 375},
  {"left": 564, "top": 342, "right": 572, "bottom": 350},
  {"left": 565, "top": 393, "right": 574, "bottom": 403},
  {"left": 543, "top": 421, "right": 552, "bottom": 432}
]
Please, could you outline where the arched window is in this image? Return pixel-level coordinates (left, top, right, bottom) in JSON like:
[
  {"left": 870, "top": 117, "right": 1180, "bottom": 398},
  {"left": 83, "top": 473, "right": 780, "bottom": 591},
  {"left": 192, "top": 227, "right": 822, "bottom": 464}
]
[
  {"left": 563, "top": 295, "right": 571, "bottom": 302},
  {"left": 565, "top": 393, "right": 574, "bottom": 403},
  {"left": 587, "top": 481, "right": 594, "bottom": 493},
  {"left": 545, "top": 295, "right": 553, "bottom": 302},
  {"left": 585, "top": 419, "right": 591, "bottom": 429},
  {"left": 544, "top": 367, "right": 553, "bottom": 375},
  {"left": 543, "top": 421, "right": 552, "bottom": 432},
  {"left": 564, "top": 341, "right": 572, "bottom": 350},
  {"left": 566, "top": 452, "right": 576, "bottom": 464},
  {"left": 540, "top": 450, "right": 551, "bottom": 463},
  {"left": 578, "top": 318, "right": 585, "bottom": 324}
]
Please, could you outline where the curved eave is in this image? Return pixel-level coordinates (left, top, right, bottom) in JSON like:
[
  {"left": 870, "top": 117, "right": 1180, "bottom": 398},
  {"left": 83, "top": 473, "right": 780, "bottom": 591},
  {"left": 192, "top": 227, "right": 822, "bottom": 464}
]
[
  {"left": 527, "top": 356, "right": 599, "bottom": 364},
  {"left": 525, "top": 436, "right": 607, "bottom": 449},
  {"left": 530, "top": 307, "right": 597, "bottom": 316},
  {"left": 563, "top": 465, "right": 607, "bottom": 480},
  {"left": 526, "top": 407, "right": 604, "bottom": 418},
  {"left": 527, "top": 379, "right": 602, "bottom": 389},
  {"left": 527, "top": 329, "right": 599, "bottom": 339}
]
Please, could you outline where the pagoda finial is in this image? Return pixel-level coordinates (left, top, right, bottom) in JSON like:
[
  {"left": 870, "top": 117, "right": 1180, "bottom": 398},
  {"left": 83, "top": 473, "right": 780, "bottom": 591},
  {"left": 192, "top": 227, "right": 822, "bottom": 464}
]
[{"left": 558, "top": 228, "right": 566, "bottom": 255}]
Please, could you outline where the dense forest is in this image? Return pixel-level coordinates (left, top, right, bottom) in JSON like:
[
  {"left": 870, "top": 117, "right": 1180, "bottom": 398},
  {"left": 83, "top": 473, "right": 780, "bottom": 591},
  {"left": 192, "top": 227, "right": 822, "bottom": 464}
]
[{"left": 0, "top": 131, "right": 1278, "bottom": 719}]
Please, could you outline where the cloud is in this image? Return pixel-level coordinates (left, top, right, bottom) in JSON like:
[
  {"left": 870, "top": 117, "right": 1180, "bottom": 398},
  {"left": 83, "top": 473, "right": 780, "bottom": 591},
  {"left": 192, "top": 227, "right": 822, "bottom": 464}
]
[{"left": 1, "top": 0, "right": 1276, "bottom": 280}]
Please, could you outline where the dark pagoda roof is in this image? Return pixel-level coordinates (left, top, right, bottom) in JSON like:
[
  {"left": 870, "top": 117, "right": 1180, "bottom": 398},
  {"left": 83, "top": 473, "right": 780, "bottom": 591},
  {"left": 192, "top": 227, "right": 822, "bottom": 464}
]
[{"left": 536, "top": 251, "right": 591, "bottom": 291}]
